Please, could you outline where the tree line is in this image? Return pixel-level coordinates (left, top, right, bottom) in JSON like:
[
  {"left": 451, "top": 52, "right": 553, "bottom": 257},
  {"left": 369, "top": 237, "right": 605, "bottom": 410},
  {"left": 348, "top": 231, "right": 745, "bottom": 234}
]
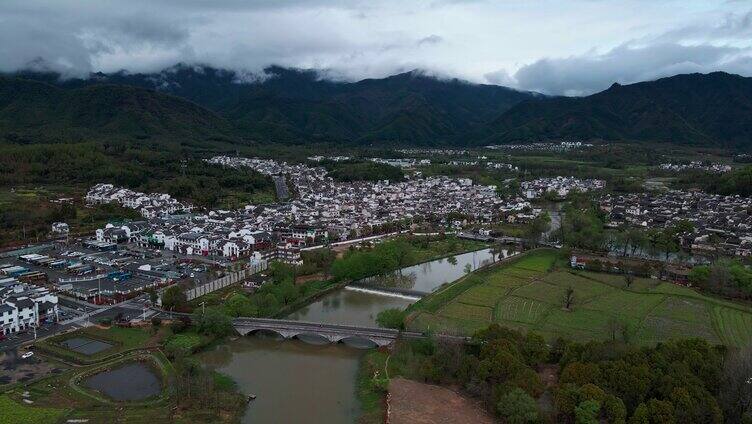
[{"left": 387, "top": 323, "right": 751, "bottom": 423}]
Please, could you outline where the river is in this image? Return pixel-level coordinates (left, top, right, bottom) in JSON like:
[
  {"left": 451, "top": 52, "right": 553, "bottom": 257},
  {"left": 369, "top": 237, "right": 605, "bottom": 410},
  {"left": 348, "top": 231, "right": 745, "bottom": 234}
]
[
  {"left": 198, "top": 336, "right": 364, "bottom": 424},
  {"left": 198, "top": 247, "right": 512, "bottom": 423}
]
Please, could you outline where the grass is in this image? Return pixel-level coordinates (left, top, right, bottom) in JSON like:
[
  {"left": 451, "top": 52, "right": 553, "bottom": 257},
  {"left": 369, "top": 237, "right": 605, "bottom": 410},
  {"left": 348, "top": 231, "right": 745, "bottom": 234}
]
[
  {"left": 164, "top": 332, "right": 205, "bottom": 353},
  {"left": 356, "top": 350, "right": 389, "bottom": 424},
  {"left": 37, "top": 326, "right": 155, "bottom": 364},
  {"left": 0, "top": 395, "right": 67, "bottom": 424},
  {"left": 407, "top": 249, "right": 752, "bottom": 346}
]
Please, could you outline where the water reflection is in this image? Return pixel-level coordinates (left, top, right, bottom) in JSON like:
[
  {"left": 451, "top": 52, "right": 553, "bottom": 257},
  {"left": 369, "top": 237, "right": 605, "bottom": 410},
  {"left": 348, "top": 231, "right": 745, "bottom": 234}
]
[{"left": 364, "top": 248, "right": 512, "bottom": 293}]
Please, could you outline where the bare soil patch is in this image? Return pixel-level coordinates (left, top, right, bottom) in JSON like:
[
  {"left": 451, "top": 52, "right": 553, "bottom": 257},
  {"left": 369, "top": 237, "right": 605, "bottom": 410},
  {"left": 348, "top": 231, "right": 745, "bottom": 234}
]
[
  {"left": 538, "top": 364, "right": 559, "bottom": 389},
  {"left": 388, "top": 377, "right": 495, "bottom": 424},
  {"left": 295, "top": 273, "right": 326, "bottom": 284},
  {"left": 0, "top": 349, "right": 68, "bottom": 386}
]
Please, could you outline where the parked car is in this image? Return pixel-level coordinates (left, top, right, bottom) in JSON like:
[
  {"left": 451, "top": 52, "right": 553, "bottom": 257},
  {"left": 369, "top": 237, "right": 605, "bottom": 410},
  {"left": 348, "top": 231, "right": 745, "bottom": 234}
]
[{"left": 21, "top": 352, "right": 34, "bottom": 359}]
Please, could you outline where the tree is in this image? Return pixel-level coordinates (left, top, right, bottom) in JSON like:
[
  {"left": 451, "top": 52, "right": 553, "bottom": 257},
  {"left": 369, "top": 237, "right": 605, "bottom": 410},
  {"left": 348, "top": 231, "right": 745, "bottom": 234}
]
[
  {"left": 151, "top": 316, "right": 162, "bottom": 327},
  {"left": 148, "top": 289, "right": 158, "bottom": 304},
  {"left": 525, "top": 212, "right": 551, "bottom": 244},
  {"left": 629, "top": 403, "right": 650, "bottom": 424},
  {"left": 464, "top": 263, "right": 473, "bottom": 274},
  {"left": 624, "top": 272, "right": 634, "bottom": 288},
  {"left": 628, "top": 228, "right": 648, "bottom": 257},
  {"left": 645, "top": 399, "right": 675, "bottom": 424},
  {"left": 563, "top": 287, "right": 575, "bottom": 310},
  {"left": 521, "top": 332, "right": 549, "bottom": 366},
  {"left": 603, "top": 395, "right": 627, "bottom": 424},
  {"left": 490, "top": 243, "right": 503, "bottom": 262},
  {"left": 225, "top": 293, "right": 258, "bottom": 317},
  {"left": 607, "top": 317, "right": 621, "bottom": 341},
  {"left": 561, "top": 206, "right": 606, "bottom": 251},
  {"left": 652, "top": 229, "right": 679, "bottom": 262},
  {"left": 376, "top": 308, "right": 406, "bottom": 330},
  {"left": 194, "top": 308, "right": 233, "bottom": 338},
  {"left": 719, "top": 345, "right": 752, "bottom": 423},
  {"left": 161, "top": 285, "right": 187, "bottom": 310},
  {"left": 575, "top": 400, "right": 600, "bottom": 424},
  {"left": 497, "top": 388, "right": 540, "bottom": 424}
]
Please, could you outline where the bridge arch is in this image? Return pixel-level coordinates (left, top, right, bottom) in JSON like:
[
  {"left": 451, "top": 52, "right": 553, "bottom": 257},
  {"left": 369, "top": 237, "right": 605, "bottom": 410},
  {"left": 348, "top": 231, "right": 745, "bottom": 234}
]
[
  {"left": 336, "top": 336, "right": 378, "bottom": 348},
  {"left": 232, "top": 317, "right": 412, "bottom": 348},
  {"left": 243, "top": 328, "right": 288, "bottom": 339}
]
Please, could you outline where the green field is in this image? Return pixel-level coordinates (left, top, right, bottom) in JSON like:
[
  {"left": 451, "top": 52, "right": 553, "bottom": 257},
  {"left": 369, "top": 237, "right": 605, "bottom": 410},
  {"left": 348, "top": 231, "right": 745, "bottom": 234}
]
[
  {"left": 0, "top": 395, "right": 66, "bottom": 424},
  {"left": 407, "top": 249, "right": 752, "bottom": 346}
]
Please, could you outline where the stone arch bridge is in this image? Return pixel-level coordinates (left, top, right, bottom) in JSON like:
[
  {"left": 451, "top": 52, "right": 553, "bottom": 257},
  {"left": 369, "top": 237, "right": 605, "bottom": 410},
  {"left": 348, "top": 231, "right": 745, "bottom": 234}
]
[{"left": 232, "top": 317, "right": 427, "bottom": 347}]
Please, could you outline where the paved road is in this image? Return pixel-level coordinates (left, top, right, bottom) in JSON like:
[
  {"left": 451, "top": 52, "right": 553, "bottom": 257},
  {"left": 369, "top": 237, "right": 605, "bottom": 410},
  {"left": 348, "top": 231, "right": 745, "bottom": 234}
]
[{"left": 0, "top": 295, "right": 150, "bottom": 353}]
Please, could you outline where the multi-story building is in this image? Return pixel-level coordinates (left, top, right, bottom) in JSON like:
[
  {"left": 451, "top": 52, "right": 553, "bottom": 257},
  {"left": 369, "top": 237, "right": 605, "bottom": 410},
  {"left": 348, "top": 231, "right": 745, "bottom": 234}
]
[{"left": 0, "top": 280, "right": 58, "bottom": 336}]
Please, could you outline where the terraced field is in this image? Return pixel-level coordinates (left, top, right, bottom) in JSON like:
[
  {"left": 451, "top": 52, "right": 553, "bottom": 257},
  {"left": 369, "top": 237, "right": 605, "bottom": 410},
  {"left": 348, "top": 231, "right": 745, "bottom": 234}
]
[{"left": 407, "top": 249, "right": 752, "bottom": 346}]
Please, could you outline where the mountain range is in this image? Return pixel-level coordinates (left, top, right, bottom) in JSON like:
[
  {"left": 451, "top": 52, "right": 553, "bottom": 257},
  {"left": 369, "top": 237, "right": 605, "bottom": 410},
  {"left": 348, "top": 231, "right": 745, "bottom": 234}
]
[{"left": 2, "top": 65, "right": 751, "bottom": 149}]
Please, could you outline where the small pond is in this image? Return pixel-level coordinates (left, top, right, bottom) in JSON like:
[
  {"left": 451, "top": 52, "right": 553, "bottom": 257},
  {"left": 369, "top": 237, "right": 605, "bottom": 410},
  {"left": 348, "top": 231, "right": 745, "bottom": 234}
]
[
  {"left": 84, "top": 362, "right": 162, "bottom": 401},
  {"left": 60, "top": 337, "right": 113, "bottom": 355}
]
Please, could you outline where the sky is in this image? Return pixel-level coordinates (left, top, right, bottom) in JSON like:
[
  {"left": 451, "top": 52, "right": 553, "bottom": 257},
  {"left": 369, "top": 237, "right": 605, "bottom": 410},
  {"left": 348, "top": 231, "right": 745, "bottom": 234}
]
[{"left": 1, "top": 0, "right": 751, "bottom": 95}]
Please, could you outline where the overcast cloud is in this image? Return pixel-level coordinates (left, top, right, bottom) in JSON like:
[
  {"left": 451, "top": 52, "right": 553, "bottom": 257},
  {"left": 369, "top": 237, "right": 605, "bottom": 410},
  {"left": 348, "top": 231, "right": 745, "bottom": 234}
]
[{"left": 1, "top": 0, "right": 751, "bottom": 95}]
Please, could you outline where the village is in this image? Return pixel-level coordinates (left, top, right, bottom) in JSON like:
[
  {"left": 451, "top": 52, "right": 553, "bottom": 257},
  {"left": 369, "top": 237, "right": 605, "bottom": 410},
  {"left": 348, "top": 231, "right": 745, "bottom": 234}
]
[
  {"left": 485, "top": 141, "right": 595, "bottom": 152},
  {"left": 2, "top": 154, "right": 750, "bottom": 344},
  {"left": 658, "top": 161, "right": 732, "bottom": 173},
  {"left": 599, "top": 190, "right": 752, "bottom": 257},
  {"left": 520, "top": 176, "right": 606, "bottom": 199}
]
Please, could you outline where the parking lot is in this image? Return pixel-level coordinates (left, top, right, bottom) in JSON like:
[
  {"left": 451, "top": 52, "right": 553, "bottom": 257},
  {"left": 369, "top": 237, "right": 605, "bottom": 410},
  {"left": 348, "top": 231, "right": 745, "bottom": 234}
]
[{"left": 2, "top": 240, "right": 215, "bottom": 303}]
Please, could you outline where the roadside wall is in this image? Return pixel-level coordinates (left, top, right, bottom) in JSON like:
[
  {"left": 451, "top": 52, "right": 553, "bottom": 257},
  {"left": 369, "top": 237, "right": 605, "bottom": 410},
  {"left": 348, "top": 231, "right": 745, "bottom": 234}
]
[{"left": 185, "top": 262, "right": 268, "bottom": 301}]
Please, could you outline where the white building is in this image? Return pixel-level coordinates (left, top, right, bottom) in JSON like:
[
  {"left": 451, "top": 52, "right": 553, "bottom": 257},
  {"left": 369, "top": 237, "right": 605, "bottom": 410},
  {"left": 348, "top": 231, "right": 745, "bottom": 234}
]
[{"left": 0, "top": 282, "right": 58, "bottom": 336}]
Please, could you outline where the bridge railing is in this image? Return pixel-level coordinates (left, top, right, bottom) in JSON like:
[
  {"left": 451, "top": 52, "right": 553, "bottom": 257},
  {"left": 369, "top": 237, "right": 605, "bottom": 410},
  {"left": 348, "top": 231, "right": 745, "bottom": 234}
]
[{"left": 233, "top": 317, "right": 395, "bottom": 332}]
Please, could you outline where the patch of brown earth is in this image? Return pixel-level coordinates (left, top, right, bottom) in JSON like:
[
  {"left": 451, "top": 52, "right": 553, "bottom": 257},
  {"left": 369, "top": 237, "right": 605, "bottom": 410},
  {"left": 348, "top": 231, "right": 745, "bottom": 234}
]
[
  {"left": 295, "top": 273, "right": 326, "bottom": 284},
  {"left": 538, "top": 364, "right": 559, "bottom": 389},
  {"left": 388, "top": 377, "right": 495, "bottom": 424}
]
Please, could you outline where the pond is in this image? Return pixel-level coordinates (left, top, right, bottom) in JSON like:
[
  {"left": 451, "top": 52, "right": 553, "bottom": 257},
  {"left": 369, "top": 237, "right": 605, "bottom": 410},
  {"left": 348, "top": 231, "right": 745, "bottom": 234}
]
[
  {"left": 83, "top": 362, "right": 162, "bottom": 401},
  {"left": 199, "top": 336, "right": 363, "bottom": 424},
  {"left": 60, "top": 337, "right": 113, "bottom": 355}
]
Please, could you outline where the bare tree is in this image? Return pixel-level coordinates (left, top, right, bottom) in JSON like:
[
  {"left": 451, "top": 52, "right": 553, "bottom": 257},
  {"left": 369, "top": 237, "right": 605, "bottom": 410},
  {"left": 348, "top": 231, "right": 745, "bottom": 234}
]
[
  {"left": 563, "top": 287, "right": 575, "bottom": 310},
  {"left": 720, "top": 345, "right": 752, "bottom": 423},
  {"left": 624, "top": 272, "right": 634, "bottom": 289},
  {"left": 607, "top": 317, "right": 620, "bottom": 341}
]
